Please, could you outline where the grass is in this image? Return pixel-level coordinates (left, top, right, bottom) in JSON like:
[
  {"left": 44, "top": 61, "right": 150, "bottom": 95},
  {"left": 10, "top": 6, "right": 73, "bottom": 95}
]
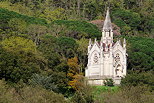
[
  {"left": 92, "top": 86, "right": 119, "bottom": 101},
  {"left": 93, "top": 86, "right": 119, "bottom": 95}
]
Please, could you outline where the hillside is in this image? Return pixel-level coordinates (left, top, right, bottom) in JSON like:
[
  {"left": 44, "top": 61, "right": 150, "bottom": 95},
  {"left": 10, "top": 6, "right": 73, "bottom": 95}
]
[{"left": 0, "top": 0, "right": 154, "bottom": 103}]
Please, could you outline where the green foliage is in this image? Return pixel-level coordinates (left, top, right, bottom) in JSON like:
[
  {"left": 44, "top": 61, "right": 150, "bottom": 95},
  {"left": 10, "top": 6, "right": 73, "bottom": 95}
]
[
  {"left": 121, "top": 72, "right": 154, "bottom": 90},
  {"left": 47, "top": 71, "right": 69, "bottom": 95},
  {"left": 95, "top": 86, "right": 154, "bottom": 103},
  {"left": 52, "top": 20, "right": 101, "bottom": 39},
  {"left": 8, "top": 18, "right": 27, "bottom": 33},
  {"left": 0, "top": 80, "right": 67, "bottom": 103},
  {"left": 0, "top": 0, "right": 154, "bottom": 101},
  {"left": 30, "top": 74, "right": 58, "bottom": 92},
  {"left": 103, "top": 78, "right": 114, "bottom": 87},
  {"left": 126, "top": 36, "right": 154, "bottom": 71},
  {"left": 40, "top": 7, "right": 66, "bottom": 21},
  {"left": 1, "top": 36, "right": 36, "bottom": 53},
  {"left": 93, "top": 86, "right": 119, "bottom": 94},
  {"left": 30, "top": 72, "right": 70, "bottom": 95},
  {"left": 57, "top": 36, "right": 78, "bottom": 58},
  {"left": 71, "top": 83, "right": 94, "bottom": 103},
  {"left": 0, "top": 37, "right": 45, "bottom": 83},
  {"left": 0, "top": 8, "right": 47, "bottom": 29},
  {"left": 27, "top": 24, "right": 48, "bottom": 44},
  {"left": 38, "top": 35, "right": 61, "bottom": 69},
  {"left": 76, "top": 38, "right": 88, "bottom": 71},
  {"left": 112, "top": 9, "right": 141, "bottom": 35}
]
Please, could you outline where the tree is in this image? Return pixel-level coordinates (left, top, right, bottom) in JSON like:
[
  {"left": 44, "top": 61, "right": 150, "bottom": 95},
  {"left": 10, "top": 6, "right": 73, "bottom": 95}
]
[
  {"left": 67, "top": 57, "right": 81, "bottom": 90},
  {"left": 0, "top": 36, "right": 45, "bottom": 83},
  {"left": 126, "top": 36, "right": 154, "bottom": 72},
  {"left": 121, "top": 71, "right": 154, "bottom": 90},
  {"left": 76, "top": 38, "right": 88, "bottom": 72},
  {"left": 57, "top": 36, "right": 78, "bottom": 58},
  {"left": 27, "top": 24, "right": 48, "bottom": 45},
  {"left": 112, "top": 9, "right": 141, "bottom": 35},
  {"left": 67, "top": 57, "right": 79, "bottom": 74},
  {"left": 38, "top": 35, "right": 61, "bottom": 69},
  {"left": 8, "top": 18, "right": 27, "bottom": 34}
]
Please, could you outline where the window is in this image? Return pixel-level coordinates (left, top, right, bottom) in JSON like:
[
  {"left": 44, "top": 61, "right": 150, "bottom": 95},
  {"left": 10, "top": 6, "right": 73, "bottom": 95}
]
[
  {"left": 115, "top": 53, "right": 120, "bottom": 62},
  {"left": 93, "top": 53, "right": 98, "bottom": 63}
]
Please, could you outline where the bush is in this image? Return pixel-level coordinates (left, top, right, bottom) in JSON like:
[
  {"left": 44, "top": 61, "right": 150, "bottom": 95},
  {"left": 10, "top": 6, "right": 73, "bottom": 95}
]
[
  {"left": 95, "top": 86, "right": 154, "bottom": 103},
  {"left": 0, "top": 80, "right": 67, "bottom": 103},
  {"left": 121, "top": 71, "right": 154, "bottom": 90},
  {"left": 104, "top": 78, "right": 114, "bottom": 87},
  {"left": 70, "top": 78, "right": 94, "bottom": 103},
  {"left": 71, "top": 85, "right": 94, "bottom": 103},
  {"left": 30, "top": 72, "right": 69, "bottom": 95},
  {"left": 29, "top": 74, "right": 58, "bottom": 92}
]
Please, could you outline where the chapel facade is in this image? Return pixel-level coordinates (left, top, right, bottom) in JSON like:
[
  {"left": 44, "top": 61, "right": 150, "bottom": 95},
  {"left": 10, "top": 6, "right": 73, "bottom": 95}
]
[{"left": 85, "top": 8, "right": 127, "bottom": 85}]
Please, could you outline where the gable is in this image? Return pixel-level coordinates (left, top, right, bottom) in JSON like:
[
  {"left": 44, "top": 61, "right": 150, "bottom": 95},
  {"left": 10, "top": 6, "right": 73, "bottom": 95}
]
[
  {"left": 113, "top": 41, "right": 124, "bottom": 53},
  {"left": 89, "top": 42, "right": 101, "bottom": 55}
]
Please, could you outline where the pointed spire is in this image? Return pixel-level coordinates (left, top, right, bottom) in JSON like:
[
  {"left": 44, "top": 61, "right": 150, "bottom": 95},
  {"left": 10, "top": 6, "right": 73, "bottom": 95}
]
[{"left": 103, "top": 7, "right": 112, "bottom": 31}]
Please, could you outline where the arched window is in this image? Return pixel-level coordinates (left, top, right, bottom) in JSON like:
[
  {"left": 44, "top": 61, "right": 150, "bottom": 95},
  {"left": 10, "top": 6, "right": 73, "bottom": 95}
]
[{"left": 115, "top": 53, "right": 120, "bottom": 62}]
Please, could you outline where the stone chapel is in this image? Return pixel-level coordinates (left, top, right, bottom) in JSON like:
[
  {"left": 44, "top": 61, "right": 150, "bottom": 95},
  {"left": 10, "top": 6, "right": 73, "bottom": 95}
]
[{"left": 85, "top": 8, "right": 127, "bottom": 85}]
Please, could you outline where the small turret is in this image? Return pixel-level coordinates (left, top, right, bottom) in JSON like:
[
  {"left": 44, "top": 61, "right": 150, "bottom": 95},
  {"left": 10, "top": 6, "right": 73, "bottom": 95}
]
[{"left": 88, "top": 39, "right": 93, "bottom": 53}]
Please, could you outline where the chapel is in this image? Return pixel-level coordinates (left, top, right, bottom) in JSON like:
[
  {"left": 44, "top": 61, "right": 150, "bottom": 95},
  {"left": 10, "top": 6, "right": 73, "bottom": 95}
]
[{"left": 85, "top": 8, "right": 127, "bottom": 85}]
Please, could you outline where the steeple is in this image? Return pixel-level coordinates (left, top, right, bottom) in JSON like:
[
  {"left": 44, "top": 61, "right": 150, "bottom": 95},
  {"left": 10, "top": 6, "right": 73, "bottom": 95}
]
[
  {"left": 101, "top": 7, "right": 113, "bottom": 44},
  {"left": 103, "top": 7, "right": 112, "bottom": 31}
]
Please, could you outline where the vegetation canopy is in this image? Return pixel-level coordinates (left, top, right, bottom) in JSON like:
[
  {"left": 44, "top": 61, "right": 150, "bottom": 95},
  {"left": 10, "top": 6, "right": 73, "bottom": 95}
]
[{"left": 0, "top": 0, "right": 154, "bottom": 102}]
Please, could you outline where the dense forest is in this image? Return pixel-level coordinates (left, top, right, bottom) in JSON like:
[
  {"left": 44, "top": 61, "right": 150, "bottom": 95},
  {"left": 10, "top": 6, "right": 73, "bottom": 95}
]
[{"left": 0, "top": 0, "right": 154, "bottom": 103}]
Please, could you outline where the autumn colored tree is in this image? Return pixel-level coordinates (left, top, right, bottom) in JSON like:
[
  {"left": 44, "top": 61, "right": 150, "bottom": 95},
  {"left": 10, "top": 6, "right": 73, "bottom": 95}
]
[{"left": 67, "top": 57, "right": 83, "bottom": 90}]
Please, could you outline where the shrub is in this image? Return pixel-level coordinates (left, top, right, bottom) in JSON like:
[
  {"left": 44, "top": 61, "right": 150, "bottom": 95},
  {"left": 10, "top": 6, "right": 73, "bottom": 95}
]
[
  {"left": 95, "top": 86, "right": 154, "bottom": 103},
  {"left": 71, "top": 78, "right": 94, "bottom": 103},
  {"left": 121, "top": 71, "right": 154, "bottom": 90},
  {"left": 0, "top": 80, "right": 67, "bottom": 103},
  {"left": 71, "top": 85, "right": 94, "bottom": 103},
  {"left": 104, "top": 78, "right": 114, "bottom": 87}
]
